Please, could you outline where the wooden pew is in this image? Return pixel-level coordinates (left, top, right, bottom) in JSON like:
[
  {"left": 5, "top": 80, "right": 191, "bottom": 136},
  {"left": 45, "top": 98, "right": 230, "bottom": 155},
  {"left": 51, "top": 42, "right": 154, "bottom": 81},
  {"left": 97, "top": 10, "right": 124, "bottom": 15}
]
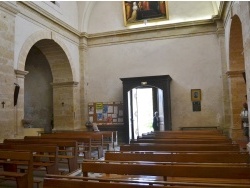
[
  {"left": 81, "top": 160, "right": 250, "bottom": 184},
  {"left": 131, "top": 138, "right": 233, "bottom": 144},
  {"left": 0, "top": 143, "right": 60, "bottom": 174},
  {"left": 37, "top": 135, "right": 93, "bottom": 159},
  {"left": 53, "top": 130, "right": 116, "bottom": 150},
  {"left": 120, "top": 143, "right": 240, "bottom": 152},
  {"left": 0, "top": 150, "right": 33, "bottom": 188},
  {"left": 138, "top": 134, "right": 230, "bottom": 140},
  {"left": 43, "top": 174, "right": 250, "bottom": 188},
  {"left": 41, "top": 132, "right": 104, "bottom": 158},
  {"left": 145, "top": 130, "right": 224, "bottom": 135},
  {"left": 105, "top": 151, "right": 250, "bottom": 163},
  {"left": 4, "top": 138, "right": 78, "bottom": 173}
]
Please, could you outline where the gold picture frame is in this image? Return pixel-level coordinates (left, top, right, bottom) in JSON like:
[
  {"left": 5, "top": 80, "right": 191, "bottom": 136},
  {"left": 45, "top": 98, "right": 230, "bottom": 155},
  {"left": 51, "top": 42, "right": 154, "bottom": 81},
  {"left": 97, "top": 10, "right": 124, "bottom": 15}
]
[
  {"left": 191, "top": 89, "right": 201, "bottom": 101},
  {"left": 123, "top": 1, "right": 169, "bottom": 26}
]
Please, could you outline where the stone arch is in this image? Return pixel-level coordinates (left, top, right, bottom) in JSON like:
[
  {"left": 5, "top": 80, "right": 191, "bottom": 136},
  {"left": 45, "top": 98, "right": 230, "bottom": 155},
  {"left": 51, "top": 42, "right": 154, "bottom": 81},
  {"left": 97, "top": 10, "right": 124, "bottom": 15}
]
[
  {"left": 228, "top": 15, "right": 246, "bottom": 140},
  {"left": 17, "top": 30, "right": 75, "bottom": 82},
  {"left": 16, "top": 30, "right": 80, "bottom": 133}
]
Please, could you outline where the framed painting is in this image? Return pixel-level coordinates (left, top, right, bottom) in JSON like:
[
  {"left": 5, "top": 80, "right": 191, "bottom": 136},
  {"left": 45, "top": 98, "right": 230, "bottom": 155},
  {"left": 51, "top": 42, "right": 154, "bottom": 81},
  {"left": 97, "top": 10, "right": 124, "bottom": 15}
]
[
  {"left": 123, "top": 1, "right": 169, "bottom": 26},
  {"left": 191, "top": 89, "right": 201, "bottom": 101}
]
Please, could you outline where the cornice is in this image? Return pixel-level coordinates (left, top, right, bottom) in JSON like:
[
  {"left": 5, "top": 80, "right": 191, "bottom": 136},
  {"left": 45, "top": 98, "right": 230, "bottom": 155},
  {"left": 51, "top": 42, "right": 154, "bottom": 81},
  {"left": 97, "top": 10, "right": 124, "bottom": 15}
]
[
  {"left": 0, "top": 1, "right": 19, "bottom": 15},
  {"left": 87, "top": 21, "right": 217, "bottom": 47},
  {"left": 82, "top": 18, "right": 217, "bottom": 40}
]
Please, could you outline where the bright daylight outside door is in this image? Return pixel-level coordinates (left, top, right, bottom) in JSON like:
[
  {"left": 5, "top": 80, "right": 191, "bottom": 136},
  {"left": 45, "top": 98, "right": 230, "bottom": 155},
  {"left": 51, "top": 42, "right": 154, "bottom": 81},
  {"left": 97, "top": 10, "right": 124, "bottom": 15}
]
[{"left": 131, "top": 88, "right": 153, "bottom": 138}]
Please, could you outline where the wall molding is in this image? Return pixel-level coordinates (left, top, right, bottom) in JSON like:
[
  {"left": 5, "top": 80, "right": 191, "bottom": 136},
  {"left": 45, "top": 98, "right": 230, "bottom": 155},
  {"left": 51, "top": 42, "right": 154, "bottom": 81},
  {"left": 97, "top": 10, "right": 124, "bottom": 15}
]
[
  {"left": 51, "top": 81, "right": 79, "bottom": 88},
  {"left": 226, "top": 70, "right": 245, "bottom": 78},
  {"left": 15, "top": 69, "right": 29, "bottom": 78}
]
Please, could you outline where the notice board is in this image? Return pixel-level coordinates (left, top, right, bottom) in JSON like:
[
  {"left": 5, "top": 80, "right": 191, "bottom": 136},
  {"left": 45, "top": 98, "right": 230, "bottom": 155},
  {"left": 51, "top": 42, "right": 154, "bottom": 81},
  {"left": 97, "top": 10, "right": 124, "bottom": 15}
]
[{"left": 88, "top": 102, "right": 123, "bottom": 125}]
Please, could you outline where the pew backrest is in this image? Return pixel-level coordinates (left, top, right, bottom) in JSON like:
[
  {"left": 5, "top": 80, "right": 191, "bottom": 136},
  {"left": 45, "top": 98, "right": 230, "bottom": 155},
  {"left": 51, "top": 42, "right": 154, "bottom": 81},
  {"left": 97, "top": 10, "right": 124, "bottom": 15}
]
[
  {"left": 0, "top": 150, "right": 33, "bottom": 188},
  {"left": 120, "top": 143, "right": 240, "bottom": 152},
  {"left": 105, "top": 151, "right": 250, "bottom": 163}
]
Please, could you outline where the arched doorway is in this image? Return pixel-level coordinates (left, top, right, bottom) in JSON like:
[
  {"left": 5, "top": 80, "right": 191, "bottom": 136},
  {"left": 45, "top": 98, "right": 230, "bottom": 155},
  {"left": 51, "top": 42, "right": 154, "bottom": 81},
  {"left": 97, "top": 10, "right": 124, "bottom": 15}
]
[
  {"left": 121, "top": 75, "right": 172, "bottom": 143},
  {"left": 227, "top": 15, "right": 246, "bottom": 141}
]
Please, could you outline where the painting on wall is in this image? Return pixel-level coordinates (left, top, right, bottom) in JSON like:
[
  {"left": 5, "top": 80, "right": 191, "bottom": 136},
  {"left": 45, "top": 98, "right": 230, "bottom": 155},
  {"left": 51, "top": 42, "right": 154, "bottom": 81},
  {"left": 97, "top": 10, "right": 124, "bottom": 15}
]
[
  {"left": 123, "top": 1, "right": 169, "bottom": 26},
  {"left": 191, "top": 89, "right": 201, "bottom": 101}
]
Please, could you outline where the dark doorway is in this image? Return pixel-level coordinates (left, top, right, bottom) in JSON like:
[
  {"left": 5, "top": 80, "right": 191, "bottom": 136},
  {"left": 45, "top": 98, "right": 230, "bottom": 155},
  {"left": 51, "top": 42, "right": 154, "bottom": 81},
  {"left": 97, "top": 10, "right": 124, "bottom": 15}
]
[{"left": 121, "top": 75, "right": 172, "bottom": 143}]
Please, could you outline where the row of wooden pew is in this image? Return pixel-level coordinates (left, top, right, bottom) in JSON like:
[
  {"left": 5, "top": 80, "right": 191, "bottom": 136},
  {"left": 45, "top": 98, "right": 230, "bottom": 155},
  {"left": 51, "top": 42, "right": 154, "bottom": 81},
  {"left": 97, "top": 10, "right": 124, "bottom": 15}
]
[
  {"left": 43, "top": 129, "right": 250, "bottom": 188},
  {"left": 0, "top": 130, "right": 117, "bottom": 188}
]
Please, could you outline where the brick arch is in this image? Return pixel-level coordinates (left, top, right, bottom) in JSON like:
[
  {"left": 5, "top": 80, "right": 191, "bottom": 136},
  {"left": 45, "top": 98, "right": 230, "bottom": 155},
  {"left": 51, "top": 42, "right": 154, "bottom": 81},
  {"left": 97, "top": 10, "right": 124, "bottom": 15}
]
[{"left": 17, "top": 30, "right": 74, "bottom": 82}]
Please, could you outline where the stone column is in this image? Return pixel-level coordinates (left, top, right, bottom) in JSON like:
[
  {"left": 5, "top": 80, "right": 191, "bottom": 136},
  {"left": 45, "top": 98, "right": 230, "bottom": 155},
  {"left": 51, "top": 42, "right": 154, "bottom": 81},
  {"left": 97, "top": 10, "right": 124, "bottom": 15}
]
[
  {"left": 14, "top": 70, "right": 29, "bottom": 137},
  {"left": 79, "top": 36, "right": 88, "bottom": 130},
  {"left": 226, "top": 70, "right": 246, "bottom": 140},
  {"left": 52, "top": 81, "right": 79, "bottom": 130}
]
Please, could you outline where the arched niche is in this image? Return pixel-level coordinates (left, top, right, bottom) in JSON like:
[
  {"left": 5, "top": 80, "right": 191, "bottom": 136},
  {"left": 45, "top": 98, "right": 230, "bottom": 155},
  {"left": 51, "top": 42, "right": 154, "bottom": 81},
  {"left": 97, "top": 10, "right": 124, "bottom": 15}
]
[{"left": 120, "top": 75, "right": 172, "bottom": 143}]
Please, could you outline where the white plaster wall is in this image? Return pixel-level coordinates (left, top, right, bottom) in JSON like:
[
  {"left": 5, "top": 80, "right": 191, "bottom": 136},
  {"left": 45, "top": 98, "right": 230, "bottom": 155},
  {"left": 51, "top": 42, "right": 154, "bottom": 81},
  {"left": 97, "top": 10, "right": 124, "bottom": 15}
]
[
  {"left": 87, "top": 1, "right": 217, "bottom": 33},
  {"left": 33, "top": 1, "right": 79, "bottom": 30},
  {"left": 85, "top": 34, "right": 223, "bottom": 129},
  {"left": 14, "top": 16, "right": 42, "bottom": 69}
]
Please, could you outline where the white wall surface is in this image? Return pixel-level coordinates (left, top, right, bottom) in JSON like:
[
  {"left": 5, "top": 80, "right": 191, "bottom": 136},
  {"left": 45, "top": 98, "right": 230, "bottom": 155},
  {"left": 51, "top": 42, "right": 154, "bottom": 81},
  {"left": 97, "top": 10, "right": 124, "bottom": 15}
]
[{"left": 33, "top": 1, "right": 79, "bottom": 30}]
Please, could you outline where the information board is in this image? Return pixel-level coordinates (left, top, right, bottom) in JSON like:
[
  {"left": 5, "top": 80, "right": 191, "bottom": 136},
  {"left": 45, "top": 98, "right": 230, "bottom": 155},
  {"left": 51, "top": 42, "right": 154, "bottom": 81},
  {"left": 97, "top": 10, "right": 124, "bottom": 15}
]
[{"left": 88, "top": 102, "right": 123, "bottom": 125}]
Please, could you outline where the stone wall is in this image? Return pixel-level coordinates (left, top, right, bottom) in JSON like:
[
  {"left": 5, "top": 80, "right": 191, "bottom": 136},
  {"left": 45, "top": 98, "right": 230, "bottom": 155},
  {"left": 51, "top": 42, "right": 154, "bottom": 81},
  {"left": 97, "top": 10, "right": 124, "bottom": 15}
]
[{"left": 0, "top": 5, "right": 17, "bottom": 140}]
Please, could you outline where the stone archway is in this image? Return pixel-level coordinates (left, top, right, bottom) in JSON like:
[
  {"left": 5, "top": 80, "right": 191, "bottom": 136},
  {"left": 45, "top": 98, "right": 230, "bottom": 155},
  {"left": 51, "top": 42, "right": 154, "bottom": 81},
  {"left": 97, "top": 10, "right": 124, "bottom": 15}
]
[
  {"left": 227, "top": 15, "right": 246, "bottom": 141},
  {"left": 16, "top": 31, "right": 80, "bottom": 135}
]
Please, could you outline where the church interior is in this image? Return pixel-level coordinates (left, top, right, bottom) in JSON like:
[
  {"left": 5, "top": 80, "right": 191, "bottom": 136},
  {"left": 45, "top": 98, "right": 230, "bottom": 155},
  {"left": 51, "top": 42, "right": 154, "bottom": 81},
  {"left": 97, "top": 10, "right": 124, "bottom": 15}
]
[{"left": 1, "top": 1, "right": 250, "bottom": 187}]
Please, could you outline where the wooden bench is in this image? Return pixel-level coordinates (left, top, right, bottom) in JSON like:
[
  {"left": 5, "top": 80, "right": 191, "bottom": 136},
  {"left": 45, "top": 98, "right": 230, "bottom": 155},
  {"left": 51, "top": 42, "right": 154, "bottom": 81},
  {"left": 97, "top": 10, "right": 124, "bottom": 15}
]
[
  {"left": 37, "top": 134, "right": 93, "bottom": 159},
  {"left": 180, "top": 126, "right": 219, "bottom": 130},
  {"left": 43, "top": 174, "right": 250, "bottom": 188},
  {"left": 4, "top": 138, "right": 78, "bottom": 173},
  {"left": 53, "top": 130, "right": 116, "bottom": 150},
  {"left": 131, "top": 138, "right": 233, "bottom": 144},
  {"left": 0, "top": 143, "right": 60, "bottom": 175},
  {"left": 138, "top": 134, "right": 230, "bottom": 140},
  {"left": 105, "top": 151, "right": 250, "bottom": 163},
  {"left": 144, "top": 130, "right": 224, "bottom": 135},
  {"left": 0, "top": 150, "right": 33, "bottom": 188},
  {"left": 81, "top": 160, "right": 250, "bottom": 184},
  {"left": 41, "top": 132, "right": 104, "bottom": 158},
  {"left": 120, "top": 143, "right": 240, "bottom": 152}
]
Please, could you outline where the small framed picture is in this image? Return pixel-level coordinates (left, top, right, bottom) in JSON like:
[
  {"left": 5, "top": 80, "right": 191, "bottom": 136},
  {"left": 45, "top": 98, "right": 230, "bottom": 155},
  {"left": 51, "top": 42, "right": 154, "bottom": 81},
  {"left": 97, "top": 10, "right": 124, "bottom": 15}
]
[{"left": 191, "top": 89, "right": 201, "bottom": 101}]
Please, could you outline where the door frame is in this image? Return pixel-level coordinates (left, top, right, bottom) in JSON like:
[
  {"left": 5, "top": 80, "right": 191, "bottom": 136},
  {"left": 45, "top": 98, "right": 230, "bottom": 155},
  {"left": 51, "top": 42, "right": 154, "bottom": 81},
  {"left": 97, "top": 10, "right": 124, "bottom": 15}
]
[{"left": 120, "top": 75, "right": 172, "bottom": 143}]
